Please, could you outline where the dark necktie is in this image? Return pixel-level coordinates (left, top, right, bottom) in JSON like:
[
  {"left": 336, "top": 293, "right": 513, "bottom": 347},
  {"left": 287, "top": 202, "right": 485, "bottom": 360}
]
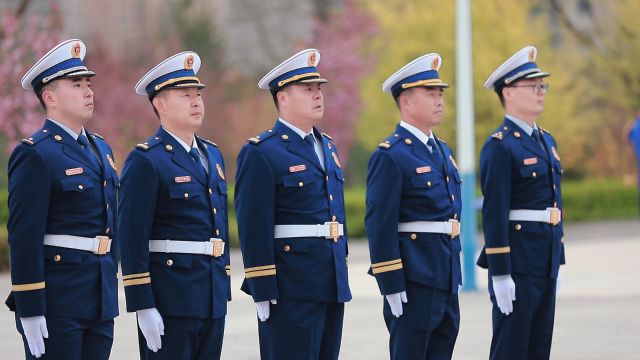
[
  {"left": 427, "top": 137, "right": 443, "bottom": 169},
  {"left": 304, "top": 134, "right": 321, "bottom": 163},
  {"left": 189, "top": 147, "right": 208, "bottom": 176},
  {"left": 77, "top": 135, "right": 101, "bottom": 169},
  {"left": 531, "top": 129, "right": 549, "bottom": 159},
  {"left": 304, "top": 134, "right": 315, "bottom": 149}
]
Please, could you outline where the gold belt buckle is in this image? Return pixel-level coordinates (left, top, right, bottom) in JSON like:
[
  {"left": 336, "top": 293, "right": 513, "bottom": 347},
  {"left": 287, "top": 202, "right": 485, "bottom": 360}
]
[
  {"left": 449, "top": 220, "right": 460, "bottom": 238},
  {"left": 547, "top": 208, "right": 561, "bottom": 226},
  {"left": 325, "top": 222, "right": 340, "bottom": 242},
  {"left": 210, "top": 238, "right": 224, "bottom": 258},
  {"left": 96, "top": 236, "right": 110, "bottom": 255}
]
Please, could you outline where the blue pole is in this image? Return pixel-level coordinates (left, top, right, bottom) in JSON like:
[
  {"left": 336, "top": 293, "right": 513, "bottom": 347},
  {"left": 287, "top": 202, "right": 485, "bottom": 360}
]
[{"left": 456, "top": 0, "right": 477, "bottom": 291}]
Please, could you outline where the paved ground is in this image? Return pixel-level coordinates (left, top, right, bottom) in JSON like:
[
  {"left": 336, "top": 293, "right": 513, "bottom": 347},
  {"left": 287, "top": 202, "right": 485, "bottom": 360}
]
[{"left": 1, "top": 219, "right": 639, "bottom": 359}]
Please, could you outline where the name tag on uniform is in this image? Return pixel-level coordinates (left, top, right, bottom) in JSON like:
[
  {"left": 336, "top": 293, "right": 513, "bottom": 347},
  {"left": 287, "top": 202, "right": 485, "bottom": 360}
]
[
  {"left": 175, "top": 176, "right": 192, "bottom": 183},
  {"left": 289, "top": 164, "right": 307, "bottom": 173},
  {"left": 65, "top": 167, "right": 84, "bottom": 176},
  {"left": 416, "top": 166, "right": 432, "bottom": 174},
  {"left": 523, "top": 157, "right": 538, "bottom": 165}
]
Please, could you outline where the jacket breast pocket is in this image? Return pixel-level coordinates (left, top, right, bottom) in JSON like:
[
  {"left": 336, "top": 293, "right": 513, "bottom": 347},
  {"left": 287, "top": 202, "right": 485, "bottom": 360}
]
[
  {"left": 411, "top": 173, "right": 441, "bottom": 190},
  {"left": 60, "top": 175, "right": 94, "bottom": 193},
  {"left": 518, "top": 162, "right": 548, "bottom": 180},
  {"left": 169, "top": 183, "right": 202, "bottom": 200},
  {"left": 282, "top": 172, "right": 318, "bottom": 189}
]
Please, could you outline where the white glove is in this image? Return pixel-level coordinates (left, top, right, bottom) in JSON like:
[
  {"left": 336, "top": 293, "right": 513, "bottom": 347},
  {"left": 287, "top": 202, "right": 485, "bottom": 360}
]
[
  {"left": 137, "top": 308, "right": 164, "bottom": 352},
  {"left": 385, "top": 291, "right": 408, "bottom": 318},
  {"left": 20, "top": 316, "right": 48, "bottom": 358},
  {"left": 556, "top": 270, "right": 562, "bottom": 294},
  {"left": 256, "top": 299, "right": 277, "bottom": 322},
  {"left": 492, "top": 275, "right": 516, "bottom": 316}
]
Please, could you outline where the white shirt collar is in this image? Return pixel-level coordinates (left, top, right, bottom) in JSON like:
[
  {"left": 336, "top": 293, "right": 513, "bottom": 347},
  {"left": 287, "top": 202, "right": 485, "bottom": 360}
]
[
  {"left": 279, "top": 117, "right": 314, "bottom": 140},
  {"left": 506, "top": 114, "right": 538, "bottom": 137},
  {"left": 400, "top": 120, "right": 434, "bottom": 145},
  {"left": 163, "top": 127, "right": 198, "bottom": 153},
  {"left": 48, "top": 118, "right": 86, "bottom": 140}
]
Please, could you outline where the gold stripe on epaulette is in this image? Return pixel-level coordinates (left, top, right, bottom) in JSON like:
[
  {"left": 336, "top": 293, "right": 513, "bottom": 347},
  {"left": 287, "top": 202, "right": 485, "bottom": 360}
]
[
  {"left": 378, "top": 142, "right": 391, "bottom": 149},
  {"left": 485, "top": 246, "right": 510, "bottom": 255},
  {"left": 136, "top": 143, "right": 149, "bottom": 150},
  {"left": 204, "top": 139, "right": 218, "bottom": 147},
  {"left": 12, "top": 281, "right": 46, "bottom": 292},
  {"left": 248, "top": 137, "right": 260, "bottom": 144},
  {"left": 122, "top": 272, "right": 150, "bottom": 280},
  {"left": 21, "top": 138, "right": 34, "bottom": 145},
  {"left": 491, "top": 132, "right": 503, "bottom": 140},
  {"left": 321, "top": 132, "right": 333, "bottom": 140},
  {"left": 123, "top": 277, "right": 151, "bottom": 287}
]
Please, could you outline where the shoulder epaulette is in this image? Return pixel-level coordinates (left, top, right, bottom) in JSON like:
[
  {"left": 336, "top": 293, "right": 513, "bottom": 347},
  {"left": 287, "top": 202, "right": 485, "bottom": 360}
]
[
  {"left": 90, "top": 132, "right": 104, "bottom": 140},
  {"left": 20, "top": 129, "right": 51, "bottom": 146},
  {"left": 202, "top": 139, "right": 218, "bottom": 147},
  {"left": 136, "top": 135, "right": 163, "bottom": 151},
  {"left": 321, "top": 132, "right": 333, "bottom": 141},
  {"left": 247, "top": 129, "right": 276, "bottom": 145},
  {"left": 491, "top": 131, "right": 504, "bottom": 140},
  {"left": 378, "top": 133, "right": 402, "bottom": 149}
]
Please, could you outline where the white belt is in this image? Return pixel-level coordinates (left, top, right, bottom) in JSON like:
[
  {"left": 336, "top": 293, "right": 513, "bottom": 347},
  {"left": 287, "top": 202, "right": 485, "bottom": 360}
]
[
  {"left": 43, "top": 234, "right": 112, "bottom": 255},
  {"left": 509, "top": 208, "right": 562, "bottom": 225},
  {"left": 397, "top": 220, "right": 460, "bottom": 237},
  {"left": 149, "top": 239, "right": 225, "bottom": 257},
  {"left": 273, "top": 222, "right": 344, "bottom": 241}
]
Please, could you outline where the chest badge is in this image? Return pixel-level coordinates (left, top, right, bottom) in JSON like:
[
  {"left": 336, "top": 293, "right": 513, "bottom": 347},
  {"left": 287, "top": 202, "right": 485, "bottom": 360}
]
[
  {"left": 416, "top": 166, "right": 432, "bottom": 174},
  {"left": 289, "top": 164, "right": 307, "bottom": 173},
  {"left": 551, "top": 146, "right": 561, "bottom": 161},
  {"left": 175, "top": 176, "right": 192, "bottom": 183},
  {"left": 65, "top": 167, "right": 84, "bottom": 176},
  {"left": 216, "top": 163, "right": 225, "bottom": 180},
  {"left": 523, "top": 157, "right": 538, "bottom": 165}
]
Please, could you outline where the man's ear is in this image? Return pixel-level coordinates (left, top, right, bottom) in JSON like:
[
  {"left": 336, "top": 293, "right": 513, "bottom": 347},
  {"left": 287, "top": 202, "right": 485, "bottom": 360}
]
[
  {"left": 152, "top": 96, "right": 164, "bottom": 114},
  {"left": 41, "top": 89, "right": 56, "bottom": 108},
  {"left": 277, "top": 90, "right": 288, "bottom": 108}
]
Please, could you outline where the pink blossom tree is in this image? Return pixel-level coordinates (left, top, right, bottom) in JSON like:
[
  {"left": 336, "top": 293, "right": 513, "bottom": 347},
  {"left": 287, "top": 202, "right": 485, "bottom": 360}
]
[
  {"left": 0, "top": 4, "right": 63, "bottom": 151},
  {"left": 302, "top": 0, "right": 379, "bottom": 165}
]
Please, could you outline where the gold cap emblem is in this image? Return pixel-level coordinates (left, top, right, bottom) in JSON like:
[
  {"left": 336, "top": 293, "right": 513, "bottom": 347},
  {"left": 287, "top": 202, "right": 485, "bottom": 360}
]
[
  {"left": 71, "top": 42, "right": 81, "bottom": 58},
  {"left": 184, "top": 54, "right": 194, "bottom": 70},
  {"left": 431, "top": 57, "right": 440, "bottom": 70},
  {"left": 528, "top": 48, "right": 535, "bottom": 62},
  {"left": 308, "top": 52, "right": 317, "bottom": 67}
]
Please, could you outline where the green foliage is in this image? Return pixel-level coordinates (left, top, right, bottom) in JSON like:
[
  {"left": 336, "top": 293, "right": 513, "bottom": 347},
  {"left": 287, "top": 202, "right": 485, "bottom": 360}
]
[
  {"left": 351, "top": 0, "right": 640, "bottom": 181},
  {"left": 562, "top": 179, "right": 639, "bottom": 221}
]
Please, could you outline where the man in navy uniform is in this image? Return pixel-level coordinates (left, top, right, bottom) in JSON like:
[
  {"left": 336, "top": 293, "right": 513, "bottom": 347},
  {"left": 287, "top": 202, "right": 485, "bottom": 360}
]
[
  {"left": 118, "top": 51, "right": 231, "bottom": 359},
  {"left": 366, "top": 53, "right": 463, "bottom": 359},
  {"left": 235, "top": 49, "right": 351, "bottom": 360},
  {"left": 478, "top": 45, "right": 565, "bottom": 359},
  {"left": 7, "top": 39, "right": 119, "bottom": 359}
]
